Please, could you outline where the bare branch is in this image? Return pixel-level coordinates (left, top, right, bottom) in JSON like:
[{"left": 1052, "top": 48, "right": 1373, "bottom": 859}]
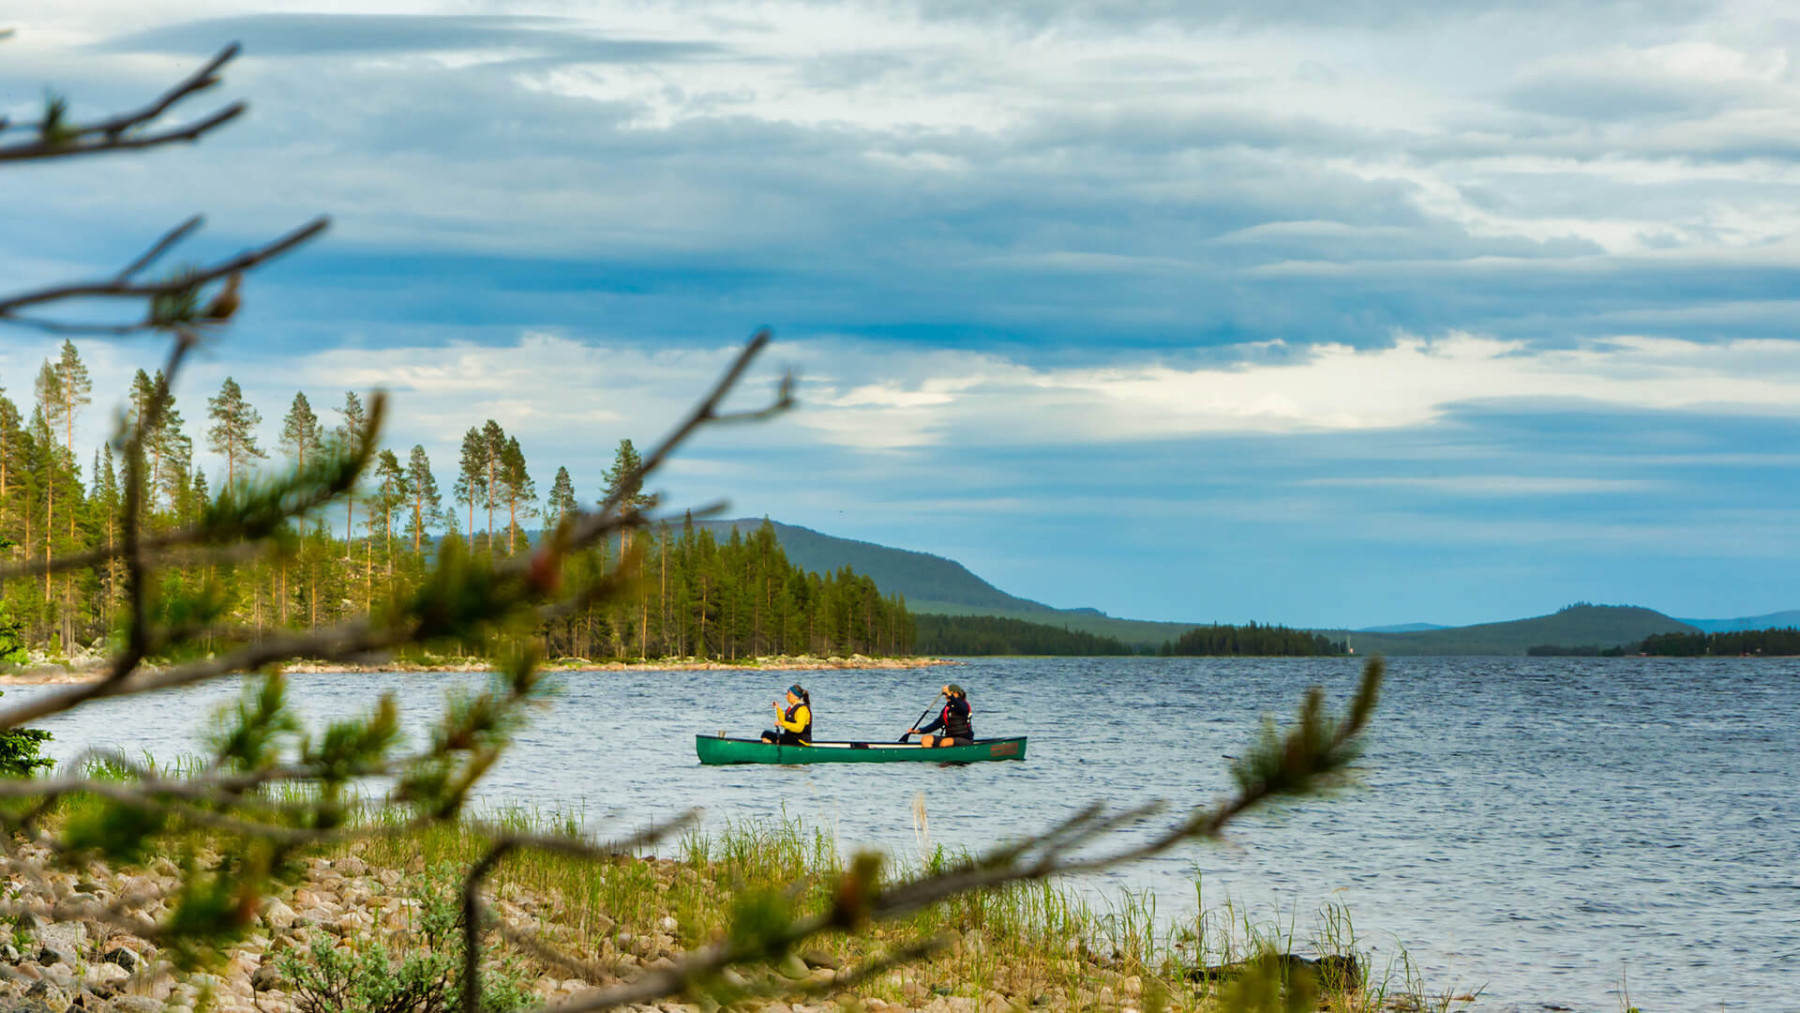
[
  {"left": 117, "top": 215, "right": 205, "bottom": 281},
  {"left": 0, "top": 44, "right": 246, "bottom": 164},
  {"left": 0, "top": 216, "right": 328, "bottom": 333}
]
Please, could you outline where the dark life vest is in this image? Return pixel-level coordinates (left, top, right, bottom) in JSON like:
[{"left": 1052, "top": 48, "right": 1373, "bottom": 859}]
[
  {"left": 939, "top": 697, "right": 973, "bottom": 739},
  {"left": 785, "top": 700, "right": 813, "bottom": 740}
]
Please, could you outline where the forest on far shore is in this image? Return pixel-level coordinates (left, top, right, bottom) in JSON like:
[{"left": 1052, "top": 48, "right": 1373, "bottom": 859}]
[{"left": 0, "top": 342, "right": 910, "bottom": 664}]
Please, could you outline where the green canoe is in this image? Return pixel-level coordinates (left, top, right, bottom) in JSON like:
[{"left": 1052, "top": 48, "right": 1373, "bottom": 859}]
[{"left": 695, "top": 735, "right": 1027, "bottom": 766}]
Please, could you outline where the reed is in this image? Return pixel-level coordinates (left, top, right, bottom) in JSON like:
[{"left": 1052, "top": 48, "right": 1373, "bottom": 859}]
[{"left": 339, "top": 807, "right": 1476, "bottom": 1012}]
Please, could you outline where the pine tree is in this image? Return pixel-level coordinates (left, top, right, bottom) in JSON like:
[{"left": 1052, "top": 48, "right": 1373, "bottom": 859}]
[
  {"left": 155, "top": 390, "right": 194, "bottom": 520},
  {"left": 545, "top": 466, "right": 577, "bottom": 530},
  {"left": 0, "top": 388, "right": 21, "bottom": 511},
  {"left": 279, "top": 392, "right": 322, "bottom": 467},
  {"left": 601, "top": 438, "right": 648, "bottom": 512},
  {"left": 334, "top": 392, "right": 366, "bottom": 551},
  {"left": 205, "top": 377, "right": 265, "bottom": 487},
  {"left": 52, "top": 340, "right": 91, "bottom": 452},
  {"left": 453, "top": 427, "right": 485, "bottom": 544},
  {"left": 372, "top": 449, "right": 407, "bottom": 572},
  {"left": 405, "top": 445, "right": 443, "bottom": 553},
  {"left": 32, "top": 364, "right": 61, "bottom": 598},
  {"left": 480, "top": 419, "right": 505, "bottom": 558},
  {"left": 498, "top": 435, "right": 534, "bottom": 555}
]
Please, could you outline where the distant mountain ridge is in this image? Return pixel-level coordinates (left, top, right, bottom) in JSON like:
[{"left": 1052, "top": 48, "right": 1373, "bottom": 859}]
[
  {"left": 697, "top": 519, "right": 1052, "bottom": 613},
  {"left": 696, "top": 519, "right": 1792, "bottom": 655},
  {"left": 699, "top": 519, "right": 1197, "bottom": 646},
  {"left": 1326, "top": 605, "right": 1699, "bottom": 657},
  {"left": 1676, "top": 610, "right": 1800, "bottom": 633}
]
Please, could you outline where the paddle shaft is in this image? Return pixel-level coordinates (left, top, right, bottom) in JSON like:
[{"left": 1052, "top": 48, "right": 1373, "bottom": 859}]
[{"left": 899, "top": 693, "right": 945, "bottom": 742}]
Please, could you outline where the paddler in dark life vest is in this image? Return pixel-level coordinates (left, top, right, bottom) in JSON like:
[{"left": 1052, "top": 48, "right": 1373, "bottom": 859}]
[
  {"left": 910, "top": 684, "right": 973, "bottom": 747},
  {"left": 761, "top": 684, "right": 812, "bottom": 745}
]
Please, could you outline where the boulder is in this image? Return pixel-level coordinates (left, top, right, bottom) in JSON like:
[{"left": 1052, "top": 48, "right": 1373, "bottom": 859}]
[
  {"left": 100, "top": 949, "right": 140, "bottom": 974},
  {"left": 260, "top": 899, "right": 298, "bottom": 933},
  {"left": 36, "top": 924, "right": 87, "bottom": 967},
  {"left": 23, "top": 979, "right": 71, "bottom": 1013},
  {"left": 81, "top": 964, "right": 128, "bottom": 992},
  {"left": 112, "top": 997, "right": 165, "bottom": 1013}
]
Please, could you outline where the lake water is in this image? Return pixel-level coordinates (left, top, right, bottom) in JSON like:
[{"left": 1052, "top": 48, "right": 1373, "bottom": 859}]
[{"left": 8, "top": 656, "right": 1795, "bottom": 1013}]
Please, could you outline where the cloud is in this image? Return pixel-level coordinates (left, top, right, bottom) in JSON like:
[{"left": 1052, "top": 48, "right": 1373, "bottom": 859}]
[
  {"left": 9, "top": 1, "right": 1800, "bottom": 624},
  {"left": 787, "top": 331, "right": 1800, "bottom": 449},
  {"left": 2, "top": 0, "right": 1795, "bottom": 361},
  {"left": 106, "top": 14, "right": 724, "bottom": 63}
]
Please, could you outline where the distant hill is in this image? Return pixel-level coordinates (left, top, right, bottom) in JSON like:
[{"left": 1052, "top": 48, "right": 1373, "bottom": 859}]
[
  {"left": 693, "top": 521, "right": 1728, "bottom": 657},
  {"left": 1677, "top": 610, "right": 1800, "bottom": 633},
  {"left": 698, "top": 519, "right": 1049, "bottom": 613},
  {"left": 1325, "top": 605, "right": 1699, "bottom": 657},
  {"left": 700, "top": 519, "right": 1193, "bottom": 647}
]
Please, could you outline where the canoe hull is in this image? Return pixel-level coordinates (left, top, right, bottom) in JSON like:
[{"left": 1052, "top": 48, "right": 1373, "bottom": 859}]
[{"left": 695, "top": 735, "right": 1027, "bottom": 766}]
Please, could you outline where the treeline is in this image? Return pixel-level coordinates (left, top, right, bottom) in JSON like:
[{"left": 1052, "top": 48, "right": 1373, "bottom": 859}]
[
  {"left": 0, "top": 342, "right": 912, "bottom": 661},
  {"left": 1161, "top": 622, "right": 1346, "bottom": 657},
  {"left": 1638, "top": 628, "right": 1800, "bottom": 657},
  {"left": 1526, "top": 644, "right": 1626, "bottom": 657},
  {"left": 912, "top": 614, "right": 1137, "bottom": 656}
]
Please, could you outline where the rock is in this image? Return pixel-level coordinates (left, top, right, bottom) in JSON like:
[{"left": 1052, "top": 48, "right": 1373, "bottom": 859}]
[
  {"left": 656, "top": 916, "right": 678, "bottom": 934},
  {"left": 25, "top": 979, "right": 71, "bottom": 1013},
  {"left": 799, "top": 950, "right": 841, "bottom": 970},
  {"left": 261, "top": 899, "right": 298, "bottom": 932},
  {"left": 332, "top": 911, "right": 372, "bottom": 935},
  {"left": 1122, "top": 975, "right": 1141, "bottom": 998},
  {"left": 335, "top": 857, "right": 367, "bottom": 877},
  {"left": 100, "top": 949, "right": 140, "bottom": 974},
  {"left": 36, "top": 923, "right": 88, "bottom": 966},
  {"left": 82, "top": 964, "right": 128, "bottom": 992},
  {"left": 113, "top": 997, "right": 165, "bottom": 1013},
  {"left": 777, "top": 953, "right": 811, "bottom": 980},
  {"left": 251, "top": 963, "right": 282, "bottom": 992},
  {"left": 0, "top": 942, "right": 20, "bottom": 964},
  {"left": 1095, "top": 989, "right": 1114, "bottom": 1007}
]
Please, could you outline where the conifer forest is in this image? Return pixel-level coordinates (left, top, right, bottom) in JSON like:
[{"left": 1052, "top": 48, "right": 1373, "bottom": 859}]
[{"left": 0, "top": 343, "right": 914, "bottom": 663}]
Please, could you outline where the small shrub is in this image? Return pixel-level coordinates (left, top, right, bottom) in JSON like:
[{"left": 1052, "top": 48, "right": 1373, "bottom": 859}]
[
  {"left": 277, "top": 864, "right": 529, "bottom": 1013},
  {"left": 0, "top": 690, "right": 53, "bottom": 778}
]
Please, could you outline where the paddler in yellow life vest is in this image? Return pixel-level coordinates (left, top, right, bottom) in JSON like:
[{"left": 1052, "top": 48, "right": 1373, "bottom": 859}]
[{"left": 761, "top": 684, "right": 812, "bottom": 745}]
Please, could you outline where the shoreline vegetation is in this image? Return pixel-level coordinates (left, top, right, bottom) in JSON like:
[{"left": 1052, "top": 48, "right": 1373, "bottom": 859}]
[
  {"left": 0, "top": 799, "right": 1477, "bottom": 1013},
  {"left": 0, "top": 653, "right": 959, "bottom": 686}
]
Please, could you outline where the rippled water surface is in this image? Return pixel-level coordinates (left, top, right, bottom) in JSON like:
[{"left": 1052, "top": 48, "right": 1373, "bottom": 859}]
[{"left": 11, "top": 656, "right": 1796, "bottom": 1013}]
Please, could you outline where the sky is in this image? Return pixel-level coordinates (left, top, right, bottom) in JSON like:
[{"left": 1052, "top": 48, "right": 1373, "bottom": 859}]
[{"left": 4, "top": 0, "right": 1800, "bottom": 627}]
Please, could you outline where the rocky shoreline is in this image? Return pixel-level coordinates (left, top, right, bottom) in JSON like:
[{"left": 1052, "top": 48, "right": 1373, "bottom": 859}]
[
  {"left": 0, "top": 654, "right": 958, "bottom": 686},
  {"left": 0, "top": 842, "right": 1126, "bottom": 1013}
]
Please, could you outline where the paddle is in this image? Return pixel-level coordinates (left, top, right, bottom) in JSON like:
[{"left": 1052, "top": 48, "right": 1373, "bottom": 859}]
[{"left": 899, "top": 692, "right": 945, "bottom": 743}]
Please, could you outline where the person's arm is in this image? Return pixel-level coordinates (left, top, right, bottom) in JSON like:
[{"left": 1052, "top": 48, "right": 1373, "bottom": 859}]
[
  {"left": 776, "top": 704, "right": 810, "bottom": 733},
  {"left": 917, "top": 709, "right": 946, "bottom": 734}
]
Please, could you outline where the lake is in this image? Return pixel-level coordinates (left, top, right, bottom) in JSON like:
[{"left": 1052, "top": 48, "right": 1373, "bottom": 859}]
[{"left": 9, "top": 656, "right": 1795, "bottom": 1013}]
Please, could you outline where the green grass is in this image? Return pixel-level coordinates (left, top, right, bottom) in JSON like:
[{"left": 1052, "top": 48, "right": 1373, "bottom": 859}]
[{"left": 343, "top": 808, "right": 1477, "bottom": 1012}]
